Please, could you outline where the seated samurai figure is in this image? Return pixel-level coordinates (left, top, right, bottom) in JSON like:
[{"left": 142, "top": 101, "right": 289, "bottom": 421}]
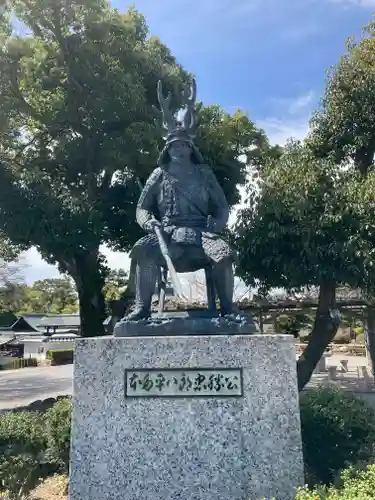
[{"left": 126, "top": 78, "right": 234, "bottom": 320}]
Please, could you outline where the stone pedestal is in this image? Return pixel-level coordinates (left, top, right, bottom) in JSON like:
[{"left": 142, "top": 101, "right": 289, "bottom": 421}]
[{"left": 69, "top": 335, "right": 304, "bottom": 500}]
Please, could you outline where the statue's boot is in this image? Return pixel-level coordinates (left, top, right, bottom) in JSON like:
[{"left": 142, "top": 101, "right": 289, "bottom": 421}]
[
  {"left": 212, "top": 257, "right": 235, "bottom": 316},
  {"left": 125, "top": 259, "right": 158, "bottom": 320}
]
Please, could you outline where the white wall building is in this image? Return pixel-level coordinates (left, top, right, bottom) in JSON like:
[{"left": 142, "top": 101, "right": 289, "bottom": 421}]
[{"left": 23, "top": 334, "right": 78, "bottom": 360}]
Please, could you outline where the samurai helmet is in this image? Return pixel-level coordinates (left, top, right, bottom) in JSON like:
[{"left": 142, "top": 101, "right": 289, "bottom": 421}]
[{"left": 155, "top": 77, "right": 202, "bottom": 141}]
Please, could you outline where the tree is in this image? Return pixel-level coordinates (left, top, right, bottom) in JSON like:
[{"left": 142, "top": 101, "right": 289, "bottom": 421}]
[
  {"left": 308, "top": 24, "right": 375, "bottom": 176},
  {"left": 0, "top": 282, "right": 27, "bottom": 313},
  {"left": 0, "top": 277, "right": 78, "bottom": 314},
  {"left": 0, "top": 233, "right": 27, "bottom": 312},
  {"left": 103, "top": 269, "right": 128, "bottom": 301},
  {"left": 234, "top": 141, "right": 375, "bottom": 390},
  {"left": 0, "top": 1, "right": 268, "bottom": 336},
  {"left": 27, "top": 278, "right": 78, "bottom": 314},
  {"left": 0, "top": 0, "right": 186, "bottom": 336},
  {"left": 308, "top": 21, "right": 375, "bottom": 373}
]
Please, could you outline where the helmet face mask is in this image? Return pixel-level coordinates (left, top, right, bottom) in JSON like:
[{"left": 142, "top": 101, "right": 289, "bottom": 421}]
[{"left": 158, "top": 140, "right": 203, "bottom": 166}]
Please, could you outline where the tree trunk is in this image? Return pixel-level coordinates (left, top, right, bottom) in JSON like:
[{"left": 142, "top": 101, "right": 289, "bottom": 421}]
[
  {"left": 366, "top": 306, "right": 375, "bottom": 377},
  {"left": 297, "top": 281, "right": 340, "bottom": 391},
  {"left": 71, "top": 253, "right": 107, "bottom": 337}
]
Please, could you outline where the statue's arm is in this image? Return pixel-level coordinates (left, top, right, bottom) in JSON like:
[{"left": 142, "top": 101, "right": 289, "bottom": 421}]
[
  {"left": 136, "top": 168, "right": 162, "bottom": 232},
  {"left": 205, "top": 166, "right": 229, "bottom": 232}
]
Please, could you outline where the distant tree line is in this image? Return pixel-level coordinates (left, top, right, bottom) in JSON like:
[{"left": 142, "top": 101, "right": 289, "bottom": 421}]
[{"left": 0, "top": 270, "right": 128, "bottom": 315}]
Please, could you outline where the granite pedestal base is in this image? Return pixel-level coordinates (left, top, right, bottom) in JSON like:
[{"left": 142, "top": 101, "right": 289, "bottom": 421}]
[{"left": 69, "top": 335, "right": 304, "bottom": 500}]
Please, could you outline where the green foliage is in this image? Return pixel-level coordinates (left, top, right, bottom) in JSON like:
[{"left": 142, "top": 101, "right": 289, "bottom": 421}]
[
  {"left": 46, "top": 349, "right": 74, "bottom": 365},
  {"left": 307, "top": 21, "right": 375, "bottom": 297},
  {"left": 0, "top": 411, "right": 46, "bottom": 498},
  {"left": 45, "top": 398, "right": 72, "bottom": 473},
  {"left": 300, "top": 387, "right": 375, "bottom": 485},
  {"left": 0, "top": 271, "right": 131, "bottom": 313},
  {"left": 0, "top": 282, "right": 27, "bottom": 314},
  {"left": 234, "top": 140, "right": 375, "bottom": 292},
  {"left": 308, "top": 24, "right": 375, "bottom": 176},
  {"left": 103, "top": 268, "right": 128, "bottom": 301},
  {"left": 0, "top": 453, "right": 41, "bottom": 499},
  {"left": 274, "top": 312, "right": 312, "bottom": 338},
  {"left": 0, "top": 277, "right": 78, "bottom": 315},
  {"left": 0, "top": 357, "right": 38, "bottom": 370},
  {"left": 0, "top": 400, "right": 73, "bottom": 498},
  {"left": 195, "top": 106, "right": 273, "bottom": 208},
  {"left": 0, "top": 411, "right": 46, "bottom": 456},
  {"left": 234, "top": 139, "right": 375, "bottom": 388},
  {"left": 0, "top": 0, "right": 189, "bottom": 336},
  {"left": 26, "top": 278, "right": 78, "bottom": 314},
  {"left": 296, "top": 464, "right": 375, "bottom": 499}
]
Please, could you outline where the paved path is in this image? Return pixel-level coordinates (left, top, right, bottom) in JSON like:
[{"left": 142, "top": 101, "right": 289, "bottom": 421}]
[
  {"left": 0, "top": 364, "right": 73, "bottom": 410},
  {"left": 0, "top": 353, "right": 372, "bottom": 410}
]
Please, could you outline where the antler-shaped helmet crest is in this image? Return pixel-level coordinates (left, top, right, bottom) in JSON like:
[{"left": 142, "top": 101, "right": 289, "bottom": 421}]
[{"left": 155, "top": 78, "right": 199, "bottom": 143}]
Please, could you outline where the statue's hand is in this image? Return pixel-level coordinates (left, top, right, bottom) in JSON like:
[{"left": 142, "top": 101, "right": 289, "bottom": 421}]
[{"left": 145, "top": 219, "right": 162, "bottom": 233}]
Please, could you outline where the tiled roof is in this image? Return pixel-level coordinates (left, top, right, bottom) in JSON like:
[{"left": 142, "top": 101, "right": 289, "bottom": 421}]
[
  {"left": 21, "top": 314, "right": 45, "bottom": 330},
  {"left": 36, "top": 315, "right": 80, "bottom": 327}
]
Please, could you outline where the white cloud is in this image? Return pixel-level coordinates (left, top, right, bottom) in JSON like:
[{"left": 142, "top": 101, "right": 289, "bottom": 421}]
[
  {"left": 329, "top": 0, "right": 375, "bottom": 7},
  {"left": 288, "top": 91, "right": 314, "bottom": 115},
  {"left": 258, "top": 116, "right": 310, "bottom": 145},
  {"left": 259, "top": 91, "right": 314, "bottom": 145}
]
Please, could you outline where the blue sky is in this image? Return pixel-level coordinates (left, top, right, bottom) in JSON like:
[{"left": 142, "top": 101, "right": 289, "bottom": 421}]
[
  {"left": 21, "top": 0, "right": 375, "bottom": 284},
  {"left": 112, "top": 0, "right": 375, "bottom": 143}
]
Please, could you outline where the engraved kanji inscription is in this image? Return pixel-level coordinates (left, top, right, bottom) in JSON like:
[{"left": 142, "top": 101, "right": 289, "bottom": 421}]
[{"left": 125, "top": 368, "right": 243, "bottom": 398}]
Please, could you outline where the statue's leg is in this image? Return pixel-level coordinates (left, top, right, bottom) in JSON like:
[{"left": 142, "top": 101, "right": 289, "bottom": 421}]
[
  {"left": 202, "top": 235, "right": 234, "bottom": 316},
  {"left": 126, "top": 234, "right": 161, "bottom": 320},
  {"left": 211, "top": 257, "right": 234, "bottom": 316}
]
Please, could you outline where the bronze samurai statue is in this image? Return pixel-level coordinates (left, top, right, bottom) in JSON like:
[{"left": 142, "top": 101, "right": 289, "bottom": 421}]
[{"left": 125, "top": 78, "right": 235, "bottom": 320}]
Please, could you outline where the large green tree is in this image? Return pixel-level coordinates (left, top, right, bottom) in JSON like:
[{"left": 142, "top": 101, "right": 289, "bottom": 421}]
[
  {"left": 234, "top": 141, "right": 375, "bottom": 390},
  {"left": 307, "top": 20, "right": 375, "bottom": 372},
  {"left": 0, "top": 0, "right": 185, "bottom": 337},
  {"left": 0, "top": 1, "right": 268, "bottom": 336}
]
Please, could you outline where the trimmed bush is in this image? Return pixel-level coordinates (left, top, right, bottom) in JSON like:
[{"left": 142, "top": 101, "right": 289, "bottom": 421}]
[
  {"left": 0, "top": 411, "right": 47, "bottom": 498},
  {"left": 45, "top": 398, "right": 72, "bottom": 472},
  {"left": 47, "top": 349, "right": 74, "bottom": 365},
  {"left": 296, "top": 463, "right": 375, "bottom": 499},
  {"left": 300, "top": 387, "right": 375, "bottom": 485},
  {"left": 0, "top": 411, "right": 46, "bottom": 456},
  {"left": 0, "top": 357, "right": 38, "bottom": 370},
  {"left": 0, "top": 453, "right": 42, "bottom": 499}
]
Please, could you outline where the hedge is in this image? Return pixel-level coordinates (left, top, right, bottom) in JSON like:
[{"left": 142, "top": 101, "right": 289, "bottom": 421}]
[
  {"left": 0, "top": 411, "right": 47, "bottom": 498},
  {"left": 45, "top": 398, "right": 72, "bottom": 472},
  {"left": 0, "top": 398, "right": 72, "bottom": 498},
  {"left": 296, "top": 463, "right": 375, "bottom": 499},
  {"left": 2, "top": 387, "right": 375, "bottom": 498},
  {"left": 300, "top": 387, "right": 375, "bottom": 485},
  {"left": 47, "top": 349, "right": 74, "bottom": 365},
  {"left": 0, "top": 357, "right": 38, "bottom": 370}
]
